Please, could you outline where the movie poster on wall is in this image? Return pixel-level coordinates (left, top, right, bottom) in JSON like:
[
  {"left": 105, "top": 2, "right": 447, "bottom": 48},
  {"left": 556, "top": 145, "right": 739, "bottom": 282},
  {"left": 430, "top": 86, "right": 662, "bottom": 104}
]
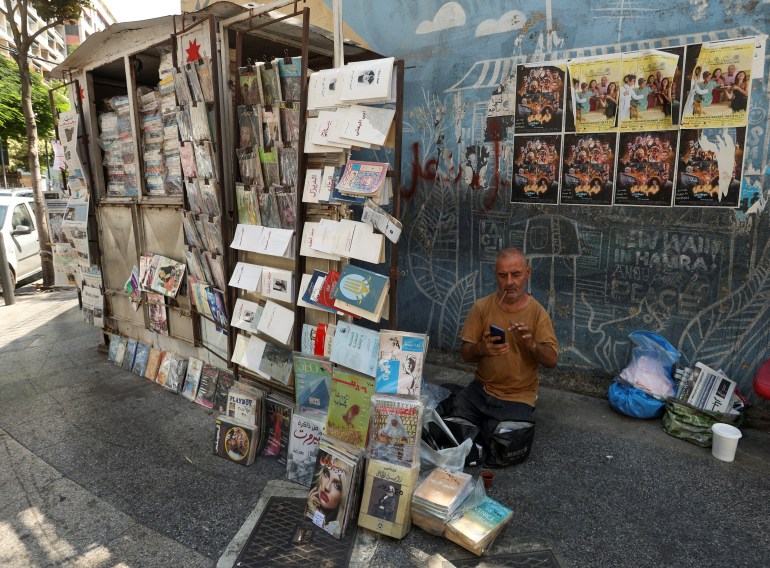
[
  {"left": 614, "top": 130, "right": 678, "bottom": 206},
  {"left": 675, "top": 127, "right": 744, "bottom": 207},
  {"left": 511, "top": 135, "right": 561, "bottom": 204},
  {"left": 618, "top": 50, "right": 681, "bottom": 132},
  {"left": 566, "top": 55, "right": 621, "bottom": 133},
  {"left": 514, "top": 63, "right": 566, "bottom": 134},
  {"left": 560, "top": 133, "right": 617, "bottom": 206},
  {"left": 680, "top": 38, "right": 754, "bottom": 129}
]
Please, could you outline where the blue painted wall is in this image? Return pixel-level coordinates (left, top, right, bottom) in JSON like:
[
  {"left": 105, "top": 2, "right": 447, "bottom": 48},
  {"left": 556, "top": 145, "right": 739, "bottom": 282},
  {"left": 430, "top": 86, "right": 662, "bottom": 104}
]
[{"left": 336, "top": 0, "right": 770, "bottom": 402}]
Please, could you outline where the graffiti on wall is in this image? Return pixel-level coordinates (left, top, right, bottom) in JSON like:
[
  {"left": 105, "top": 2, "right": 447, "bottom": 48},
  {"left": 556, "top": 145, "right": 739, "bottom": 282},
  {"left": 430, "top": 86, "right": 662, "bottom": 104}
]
[{"left": 299, "top": 1, "right": 770, "bottom": 397}]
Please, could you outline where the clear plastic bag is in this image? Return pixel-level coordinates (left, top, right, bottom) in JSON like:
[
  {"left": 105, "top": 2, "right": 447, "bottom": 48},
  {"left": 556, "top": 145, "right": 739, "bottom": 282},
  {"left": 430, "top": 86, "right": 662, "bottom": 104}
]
[{"left": 617, "top": 330, "right": 679, "bottom": 398}]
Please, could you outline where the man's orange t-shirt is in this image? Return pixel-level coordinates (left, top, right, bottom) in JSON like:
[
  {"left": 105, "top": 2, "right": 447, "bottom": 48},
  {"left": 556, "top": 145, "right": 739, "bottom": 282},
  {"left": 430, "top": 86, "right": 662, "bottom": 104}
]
[{"left": 460, "top": 293, "right": 559, "bottom": 406}]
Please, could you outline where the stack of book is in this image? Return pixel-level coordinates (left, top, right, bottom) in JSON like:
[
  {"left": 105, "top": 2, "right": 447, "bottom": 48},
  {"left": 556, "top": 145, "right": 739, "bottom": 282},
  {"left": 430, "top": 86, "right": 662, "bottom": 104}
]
[
  {"left": 410, "top": 468, "right": 474, "bottom": 536},
  {"left": 213, "top": 381, "right": 266, "bottom": 467},
  {"left": 299, "top": 264, "right": 389, "bottom": 323},
  {"left": 444, "top": 496, "right": 513, "bottom": 556},
  {"left": 304, "top": 435, "right": 365, "bottom": 539},
  {"left": 286, "top": 412, "right": 326, "bottom": 486},
  {"left": 675, "top": 362, "right": 738, "bottom": 415},
  {"left": 357, "top": 394, "right": 424, "bottom": 539}
]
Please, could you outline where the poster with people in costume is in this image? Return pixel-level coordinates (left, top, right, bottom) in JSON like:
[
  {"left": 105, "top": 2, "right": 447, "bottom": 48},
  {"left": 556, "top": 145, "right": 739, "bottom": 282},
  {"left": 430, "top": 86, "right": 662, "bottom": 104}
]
[
  {"left": 514, "top": 63, "right": 566, "bottom": 134},
  {"left": 614, "top": 130, "right": 678, "bottom": 206},
  {"left": 675, "top": 127, "right": 744, "bottom": 207},
  {"left": 566, "top": 55, "right": 621, "bottom": 133},
  {"left": 680, "top": 38, "right": 754, "bottom": 129},
  {"left": 560, "top": 133, "right": 617, "bottom": 206},
  {"left": 511, "top": 135, "right": 561, "bottom": 204},
  {"left": 618, "top": 49, "right": 682, "bottom": 132}
]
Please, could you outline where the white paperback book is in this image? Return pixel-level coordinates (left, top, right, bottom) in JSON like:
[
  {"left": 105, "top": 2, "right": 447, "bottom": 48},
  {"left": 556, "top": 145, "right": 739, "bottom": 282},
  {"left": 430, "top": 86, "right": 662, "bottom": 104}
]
[
  {"left": 309, "top": 109, "right": 351, "bottom": 149},
  {"left": 338, "top": 57, "right": 395, "bottom": 103},
  {"left": 307, "top": 68, "right": 342, "bottom": 109},
  {"left": 304, "top": 118, "right": 346, "bottom": 154},
  {"left": 229, "top": 262, "right": 263, "bottom": 292},
  {"left": 232, "top": 333, "right": 250, "bottom": 365},
  {"left": 257, "top": 227, "right": 294, "bottom": 257},
  {"left": 242, "top": 334, "right": 268, "bottom": 376},
  {"left": 302, "top": 169, "right": 323, "bottom": 203},
  {"left": 231, "top": 298, "right": 265, "bottom": 333},
  {"left": 338, "top": 104, "right": 395, "bottom": 147},
  {"left": 319, "top": 166, "right": 337, "bottom": 202},
  {"left": 261, "top": 267, "right": 295, "bottom": 303},
  {"left": 300, "top": 222, "right": 342, "bottom": 260},
  {"left": 332, "top": 219, "right": 385, "bottom": 264},
  {"left": 256, "top": 300, "right": 295, "bottom": 344},
  {"left": 230, "top": 224, "right": 264, "bottom": 252}
]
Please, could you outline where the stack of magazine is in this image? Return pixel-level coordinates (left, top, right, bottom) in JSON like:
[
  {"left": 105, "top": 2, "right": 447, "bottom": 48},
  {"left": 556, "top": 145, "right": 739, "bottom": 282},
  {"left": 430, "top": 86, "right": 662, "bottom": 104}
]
[
  {"left": 358, "top": 394, "right": 424, "bottom": 539},
  {"left": 304, "top": 435, "right": 365, "bottom": 539},
  {"left": 410, "top": 468, "right": 474, "bottom": 536}
]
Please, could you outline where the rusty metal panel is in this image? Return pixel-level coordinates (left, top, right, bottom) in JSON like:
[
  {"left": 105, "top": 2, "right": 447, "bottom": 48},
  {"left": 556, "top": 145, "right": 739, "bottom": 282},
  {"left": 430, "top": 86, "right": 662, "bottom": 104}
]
[{"left": 97, "top": 205, "right": 139, "bottom": 293}]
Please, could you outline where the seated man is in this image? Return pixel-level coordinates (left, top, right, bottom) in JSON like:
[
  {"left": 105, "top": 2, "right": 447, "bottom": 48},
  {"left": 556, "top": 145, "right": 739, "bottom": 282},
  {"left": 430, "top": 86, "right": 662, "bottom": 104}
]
[{"left": 455, "top": 248, "right": 559, "bottom": 450}]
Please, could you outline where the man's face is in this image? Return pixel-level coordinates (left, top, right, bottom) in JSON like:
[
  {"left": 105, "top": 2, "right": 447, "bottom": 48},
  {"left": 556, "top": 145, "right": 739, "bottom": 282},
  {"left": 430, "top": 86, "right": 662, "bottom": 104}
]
[
  {"left": 727, "top": 65, "right": 735, "bottom": 76},
  {"left": 496, "top": 253, "right": 531, "bottom": 305}
]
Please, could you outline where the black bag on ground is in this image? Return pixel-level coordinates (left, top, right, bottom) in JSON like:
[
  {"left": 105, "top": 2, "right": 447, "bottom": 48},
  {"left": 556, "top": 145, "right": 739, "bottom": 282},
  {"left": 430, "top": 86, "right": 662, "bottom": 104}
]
[{"left": 483, "top": 420, "right": 535, "bottom": 468}]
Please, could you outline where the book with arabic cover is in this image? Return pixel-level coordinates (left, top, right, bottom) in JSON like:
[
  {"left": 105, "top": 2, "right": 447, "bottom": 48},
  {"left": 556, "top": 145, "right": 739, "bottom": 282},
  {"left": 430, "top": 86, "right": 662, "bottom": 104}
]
[
  {"left": 358, "top": 459, "right": 420, "bottom": 539},
  {"left": 329, "top": 321, "right": 380, "bottom": 377},
  {"left": 335, "top": 160, "right": 388, "bottom": 197},
  {"left": 444, "top": 496, "right": 513, "bottom": 556},
  {"left": 366, "top": 395, "right": 424, "bottom": 468},
  {"left": 305, "top": 435, "right": 365, "bottom": 540},
  {"left": 325, "top": 368, "right": 375, "bottom": 449},
  {"left": 376, "top": 330, "right": 428, "bottom": 396},
  {"left": 331, "top": 263, "right": 389, "bottom": 322},
  {"left": 286, "top": 412, "right": 326, "bottom": 486},
  {"left": 411, "top": 468, "right": 474, "bottom": 536},
  {"left": 338, "top": 57, "right": 395, "bottom": 103}
]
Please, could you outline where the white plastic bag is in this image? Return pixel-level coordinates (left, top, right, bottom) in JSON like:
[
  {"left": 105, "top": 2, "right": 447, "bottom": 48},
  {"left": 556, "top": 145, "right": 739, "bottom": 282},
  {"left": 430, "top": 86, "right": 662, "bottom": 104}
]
[{"left": 419, "top": 438, "right": 473, "bottom": 472}]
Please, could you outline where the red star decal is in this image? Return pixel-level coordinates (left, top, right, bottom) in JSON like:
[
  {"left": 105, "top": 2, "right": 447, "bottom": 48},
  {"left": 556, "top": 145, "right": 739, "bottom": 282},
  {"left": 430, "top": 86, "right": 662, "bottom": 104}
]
[{"left": 186, "top": 39, "right": 202, "bottom": 63}]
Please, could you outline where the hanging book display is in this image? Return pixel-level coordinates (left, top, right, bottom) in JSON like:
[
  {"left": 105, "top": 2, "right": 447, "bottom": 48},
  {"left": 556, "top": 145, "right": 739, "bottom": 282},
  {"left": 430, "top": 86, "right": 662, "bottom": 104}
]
[{"left": 175, "top": 53, "right": 228, "bottom": 335}]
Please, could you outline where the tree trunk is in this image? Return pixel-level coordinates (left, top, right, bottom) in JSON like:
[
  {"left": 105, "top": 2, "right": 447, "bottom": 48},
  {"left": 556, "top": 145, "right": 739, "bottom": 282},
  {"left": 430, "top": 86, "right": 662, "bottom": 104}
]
[{"left": 18, "top": 52, "right": 54, "bottom": 287}]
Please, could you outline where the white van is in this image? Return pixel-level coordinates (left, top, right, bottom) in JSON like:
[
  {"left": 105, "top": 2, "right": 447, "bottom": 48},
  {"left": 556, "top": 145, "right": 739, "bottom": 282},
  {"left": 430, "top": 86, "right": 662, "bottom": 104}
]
[{"left": 0, "top": 194, "right": 41, "bottom": 289}]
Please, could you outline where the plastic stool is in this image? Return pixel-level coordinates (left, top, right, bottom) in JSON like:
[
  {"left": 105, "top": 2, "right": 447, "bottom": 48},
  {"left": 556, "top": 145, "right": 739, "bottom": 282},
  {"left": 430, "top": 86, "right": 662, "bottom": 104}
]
[{"left": 753, "top": 358, "right": 770, "bottom": 400}]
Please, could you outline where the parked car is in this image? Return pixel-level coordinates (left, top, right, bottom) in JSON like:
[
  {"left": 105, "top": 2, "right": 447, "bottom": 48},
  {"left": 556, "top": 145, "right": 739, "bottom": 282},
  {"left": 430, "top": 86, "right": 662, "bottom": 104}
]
[{"left": 0, "top": 194, "right": 41, "bottom": 289}]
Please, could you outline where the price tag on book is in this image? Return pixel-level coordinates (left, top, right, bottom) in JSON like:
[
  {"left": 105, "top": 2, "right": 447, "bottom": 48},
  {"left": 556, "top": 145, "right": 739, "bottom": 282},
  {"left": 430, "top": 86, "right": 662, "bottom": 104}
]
[{"left": 312, "top": 510, "right": 326, "bottom": 528}]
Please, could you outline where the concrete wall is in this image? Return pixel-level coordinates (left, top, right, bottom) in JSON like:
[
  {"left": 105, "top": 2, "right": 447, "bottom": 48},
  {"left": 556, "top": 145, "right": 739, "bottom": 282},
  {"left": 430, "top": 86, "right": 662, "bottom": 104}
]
[{"left": 332, "top": 0, "right": 770, "bottom": 404}]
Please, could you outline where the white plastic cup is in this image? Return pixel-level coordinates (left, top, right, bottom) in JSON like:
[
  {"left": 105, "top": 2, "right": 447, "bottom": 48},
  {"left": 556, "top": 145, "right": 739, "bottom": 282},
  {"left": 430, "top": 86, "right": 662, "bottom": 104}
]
[{"left": 711, "top": 423, "right": 742, "bottom": 462}]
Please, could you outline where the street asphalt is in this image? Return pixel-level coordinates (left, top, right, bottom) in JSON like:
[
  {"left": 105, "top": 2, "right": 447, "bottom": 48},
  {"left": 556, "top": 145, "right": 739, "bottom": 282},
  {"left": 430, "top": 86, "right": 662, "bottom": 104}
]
[{"left": 1, "top": 287, "right": 769, "bottom": 567}]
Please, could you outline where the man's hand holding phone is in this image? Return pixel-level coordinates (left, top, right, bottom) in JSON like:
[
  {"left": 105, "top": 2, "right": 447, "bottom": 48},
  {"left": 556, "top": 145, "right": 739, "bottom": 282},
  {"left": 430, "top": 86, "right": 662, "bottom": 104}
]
[{"left": 476, "top": 325, "right": 509, "bottom": 358}]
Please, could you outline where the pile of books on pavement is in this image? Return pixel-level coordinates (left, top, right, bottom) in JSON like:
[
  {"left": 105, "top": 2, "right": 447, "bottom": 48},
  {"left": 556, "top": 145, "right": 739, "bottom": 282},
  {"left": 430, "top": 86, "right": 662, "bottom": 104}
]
[{"left": 673, "top": 362, "right": 748, "bottom": 415}]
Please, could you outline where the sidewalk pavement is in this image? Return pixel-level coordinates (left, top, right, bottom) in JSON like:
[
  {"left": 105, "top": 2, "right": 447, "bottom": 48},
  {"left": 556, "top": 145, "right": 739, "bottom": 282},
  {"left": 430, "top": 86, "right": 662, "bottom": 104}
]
[{"left": 2, "top": 288, "right": 770, "bottom": 568}]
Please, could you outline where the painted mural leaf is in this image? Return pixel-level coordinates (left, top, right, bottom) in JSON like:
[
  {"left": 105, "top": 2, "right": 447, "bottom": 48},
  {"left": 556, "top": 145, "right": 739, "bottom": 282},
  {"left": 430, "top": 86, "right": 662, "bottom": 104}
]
[
  {"left": 407, "top": 177, "right": 459, "bottom": 302},
  {"left": 437, "top": 271, "right": 478, "bottom": 351},
  {"left": 678, "top": 241, "right": 770, "bottom": 381}
]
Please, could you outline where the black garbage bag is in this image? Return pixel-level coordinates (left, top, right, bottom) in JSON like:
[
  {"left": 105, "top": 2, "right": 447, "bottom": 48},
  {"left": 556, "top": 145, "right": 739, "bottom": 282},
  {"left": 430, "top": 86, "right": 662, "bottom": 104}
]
[{"left": 483, "top": 420, "right": 535, "bottom": 468}]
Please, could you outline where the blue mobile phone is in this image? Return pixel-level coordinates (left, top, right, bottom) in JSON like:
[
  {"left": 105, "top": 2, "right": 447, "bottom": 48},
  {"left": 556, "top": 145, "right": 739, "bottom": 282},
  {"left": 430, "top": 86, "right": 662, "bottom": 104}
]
[{"left": 489, "top": 325, "right": 506, "bottom": 344}]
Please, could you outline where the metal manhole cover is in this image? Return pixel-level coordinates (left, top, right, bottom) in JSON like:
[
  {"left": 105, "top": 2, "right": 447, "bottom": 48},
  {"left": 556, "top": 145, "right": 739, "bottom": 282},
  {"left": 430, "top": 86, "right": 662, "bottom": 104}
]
[
  {"left": 448, "top": 550, "right": 561, "bottom": 567},
  {"left": 234, "top": 496, "right": 358, "bottom": 568}
]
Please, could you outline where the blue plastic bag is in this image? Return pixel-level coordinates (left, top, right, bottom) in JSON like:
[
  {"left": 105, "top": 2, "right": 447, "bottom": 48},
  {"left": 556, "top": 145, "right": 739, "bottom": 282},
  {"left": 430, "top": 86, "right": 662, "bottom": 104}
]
[
  {"left": 609, "top": 331, "right": 681, "bottom": 419},
  {"left": 608, "top": 382, "right": 667, "bottom": 419}
]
